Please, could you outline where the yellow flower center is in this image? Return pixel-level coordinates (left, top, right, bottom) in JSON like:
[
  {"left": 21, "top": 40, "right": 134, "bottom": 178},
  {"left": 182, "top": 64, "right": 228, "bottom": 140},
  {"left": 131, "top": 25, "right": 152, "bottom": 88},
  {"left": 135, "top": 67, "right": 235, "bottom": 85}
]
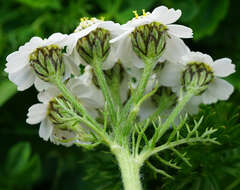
[
  {"left": 132, "top": 9, "right": 149, "bottom": 19},
  {"left": 74, "top": 17, "right": 103, "bottom": 32}
]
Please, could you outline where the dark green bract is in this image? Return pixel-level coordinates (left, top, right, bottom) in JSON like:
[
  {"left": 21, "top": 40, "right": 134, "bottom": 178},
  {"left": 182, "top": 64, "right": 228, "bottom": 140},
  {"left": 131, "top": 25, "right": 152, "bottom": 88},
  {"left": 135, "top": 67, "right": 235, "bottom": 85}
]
[
  {"left": 130, "top": 22, "right": 167, "bottom": 61},
  {"left": 76, "top": 28, "right": 111, "bottom": 64},
  {"left": 181, "top": 62, "right": 214, "bottom": 94},
  {"left": 30, "top": 45, "right": 65, "bottom": 81}
]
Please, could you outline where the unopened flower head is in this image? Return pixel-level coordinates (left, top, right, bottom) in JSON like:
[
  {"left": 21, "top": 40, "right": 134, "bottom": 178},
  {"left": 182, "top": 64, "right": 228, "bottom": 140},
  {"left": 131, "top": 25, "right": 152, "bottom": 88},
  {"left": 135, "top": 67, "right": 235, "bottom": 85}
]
[
  {"left": 131, "top": 22, "right": 167, "bottom": 60},
  {"left": 30, "top": 45, "right": 65, "bottom": 82},
  {"left": 76, "top": 28, "right": 111, "bottom": 64},
  {"left": 47, "top": 95, "right": 77, "bottom": 127},
  {"left": 26, "top": 72, "right": 105, "bottom": 145},
  {"left": 179, "top": 51, "right": 235, "bottom": 104},
  {"left": 181, "top": 62, "right": 214, "bottom": 94},
  {"left": 65, "top": 17, "right": 124, "bottom": 69},
  {"left": 110, "top": 6, "right": 193, "bottom": 68},
  {"left": 5, "top": 33, "right": 67, "bottom": 91}
]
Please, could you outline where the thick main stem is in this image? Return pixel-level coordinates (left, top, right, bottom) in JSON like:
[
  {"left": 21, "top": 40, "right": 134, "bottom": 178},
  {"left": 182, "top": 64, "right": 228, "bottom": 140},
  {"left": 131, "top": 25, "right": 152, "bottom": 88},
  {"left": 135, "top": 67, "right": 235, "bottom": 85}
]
[{"left": 112, "top": 145, "right": 143, "bottom": 190}]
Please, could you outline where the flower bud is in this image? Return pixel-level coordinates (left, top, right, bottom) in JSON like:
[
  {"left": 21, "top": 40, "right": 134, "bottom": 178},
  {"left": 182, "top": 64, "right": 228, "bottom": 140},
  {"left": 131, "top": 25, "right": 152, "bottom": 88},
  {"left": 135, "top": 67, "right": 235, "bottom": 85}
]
[
  {"left": 130, "top": 22, "right": 167, "bottom": 61},
  {"left": 48, "top": 95, "right": 78, "bottom": 128},
  {"left": 30, "top": 45, "right": 64, "bottom": 82},
  {"left": 76, "top": 28, "right": 111, "bottom": 64},
  {"left": 181, "top": 63, "right": 214, "bottom": 94},
  {"left": 48, "top": 95, "right": 94, "bottom": 143}
]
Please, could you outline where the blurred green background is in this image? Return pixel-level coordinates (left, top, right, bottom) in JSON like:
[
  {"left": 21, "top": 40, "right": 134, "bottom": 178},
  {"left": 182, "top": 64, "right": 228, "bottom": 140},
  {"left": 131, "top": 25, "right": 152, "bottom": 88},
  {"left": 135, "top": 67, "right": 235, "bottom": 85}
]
[{"left": 0, "top": 0, "right": 240, "bottom": 189}]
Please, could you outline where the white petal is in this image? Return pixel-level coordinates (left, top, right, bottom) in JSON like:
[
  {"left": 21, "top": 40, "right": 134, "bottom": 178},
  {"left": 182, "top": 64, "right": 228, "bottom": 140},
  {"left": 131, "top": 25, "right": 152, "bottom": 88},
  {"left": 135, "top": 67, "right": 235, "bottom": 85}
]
[
  {"left": 184, "top": 97, "right": 201, "bottom": 115},
  {"left": 158, "top": 61, "right": 183, "bottom": 87},
  {"left": 162, "top": 35, "right": 190, "bottom": 63},
  {"left": 110, "top": 26, "right": 133, "bottom": 43},
  {"left": 139, "top": 99, "right": 157, "bottom": 121},
  {"left": 26, "top": 103, "right": 47, "bottom": 124},
  {"left": 63, "top": 53, "right": 81, "bottom": 77},
  {"left": 212, "top": 58, "right": 235, "bottom": 77},
  {"left": 202, "top": 78, "right": 234, "bottom": 104},
  {"left": 8, "top": 66, "right": 35, "bottom": 91},
  {"left": 46, "top": 32, "right": 68, "bottom": 48},
  {"left": 99, "top": 21, "right": 124, "bottom": 37},
  {"left": 181, "top": 51, "right": 213, "bottom": 66},
  {"left": 168, "top": 24, "right": 193, "bottom": 38},
  {"left": 5, "top": 51, "right": 29, "bottom": 73},
  {"left": 34, "top": 77, "right": 53, "bottom": 91},
  {"left": 119, "top": 36, "right": 145, "bottom": 68},
  {"left": 22, "top": 37, "right": 44, "bottom": 51},
  {"left": 39, "top": 119, "right": 53, "bottom": 141},
  {"left": 37, "top": 87, "right": 60, "bottom": 103},
  {"left": 151, "top": 6, "right": 182, "bottom": 24}
]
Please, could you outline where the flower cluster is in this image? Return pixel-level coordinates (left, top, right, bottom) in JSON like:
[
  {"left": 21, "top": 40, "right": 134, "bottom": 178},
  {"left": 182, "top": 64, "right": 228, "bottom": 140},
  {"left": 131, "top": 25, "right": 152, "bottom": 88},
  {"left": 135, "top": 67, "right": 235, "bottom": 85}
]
[{"left": 5, "top": 6, "right": 235, "bottom": 147}]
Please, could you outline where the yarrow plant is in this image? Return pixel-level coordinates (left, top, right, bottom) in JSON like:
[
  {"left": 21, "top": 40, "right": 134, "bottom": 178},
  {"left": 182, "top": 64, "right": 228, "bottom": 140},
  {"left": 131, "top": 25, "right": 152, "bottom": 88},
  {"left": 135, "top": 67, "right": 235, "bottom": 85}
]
[{"left": 5, "top": 6, "right": 235, "bottom": 190}]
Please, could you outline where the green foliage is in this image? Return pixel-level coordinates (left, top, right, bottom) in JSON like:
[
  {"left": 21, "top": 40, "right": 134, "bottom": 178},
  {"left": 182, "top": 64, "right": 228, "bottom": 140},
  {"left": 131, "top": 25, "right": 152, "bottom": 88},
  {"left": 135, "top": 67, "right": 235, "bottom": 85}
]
[
  {"left": 0, "top": 142, "right": 41, "bottom": 190},
  {"left": 162, "top": 0, "right": 230, "bottom": 39},
  {"left": 0, "top": 0, "right": 240, "bottom": 189}
]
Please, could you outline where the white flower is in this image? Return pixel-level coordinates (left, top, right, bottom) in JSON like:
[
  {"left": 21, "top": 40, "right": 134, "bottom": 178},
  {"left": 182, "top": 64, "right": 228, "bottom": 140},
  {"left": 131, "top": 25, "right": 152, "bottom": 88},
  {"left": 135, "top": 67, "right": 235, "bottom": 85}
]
[
  {"left": 176, "top": 51, "right": 235, "bottom": 105},
  {"left": 5, "top": 33, "right": 71, "bottom": 91},
  {"left": 64, "top": 17, "right": 125, "bottom": 69},
  {"left": 26, "top": 69, "right": 104, "bottom": 146},
  {"left": 110, "top": 6, "right": 193, "bottom": 69}
]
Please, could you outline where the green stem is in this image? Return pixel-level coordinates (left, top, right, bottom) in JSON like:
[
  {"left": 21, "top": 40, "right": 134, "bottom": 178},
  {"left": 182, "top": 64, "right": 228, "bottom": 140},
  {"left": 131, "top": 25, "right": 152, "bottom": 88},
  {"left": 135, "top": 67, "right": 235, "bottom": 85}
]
[
  {"left": 112, "top": 145, "right": 143, "bottom": 190},
  {"left": 109, "top": 63, "right": 122, "bottom": 108},
  {"left": 117, "top": 59, "right": 155, "bottom": 145},
  {"left": 154, "top": 89, "right": 195, "bottom": 143},
  {"left": 140, "top": 137, "right": 217, "bottom": 163},
  {"left": 52, "top": 77, "right": 112, "bottom": 142},
  {"left": 122, "top": 59, "right": 155, "bottom": 117},
  {"left": 92, "top": 59, "right": 116, "bottom": 124},
  {"left": 53, "top": 78, "right": 95, "bottom": 123}
]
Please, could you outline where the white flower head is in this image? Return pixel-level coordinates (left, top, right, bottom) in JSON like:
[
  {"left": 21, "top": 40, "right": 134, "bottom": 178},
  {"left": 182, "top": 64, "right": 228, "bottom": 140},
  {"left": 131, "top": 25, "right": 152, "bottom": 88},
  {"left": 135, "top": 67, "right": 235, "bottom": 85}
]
[
  {"left": 178, "top": 51, "right": 235, "bottom": 104},
  {"left": 5, "top": 33, "right": 69, "bottom": 91},
  {"left": 64, "top": 17, "right": 125, "bottom": 69},
  {"left": 26, "top": 69, "right": 104, "bottom": 146},
  {"left": 110, "top": 6, "right": 193, "bottom": 69}
]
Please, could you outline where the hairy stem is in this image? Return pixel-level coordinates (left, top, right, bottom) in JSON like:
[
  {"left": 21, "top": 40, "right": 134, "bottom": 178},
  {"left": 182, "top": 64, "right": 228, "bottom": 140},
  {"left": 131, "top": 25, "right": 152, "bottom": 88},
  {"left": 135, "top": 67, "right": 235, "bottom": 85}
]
[
  {"left": 117, "top": 58, "right": 155, "bottom": 145},
  {"left": 52, "top": 77, "right": 111, "bottom": 145},
  {"left": 151, "top": 88, "right": 195, "bottom": 146},
  {"left": 92, "top": 58, "right": 117, "bottom": 124},
  {"left": 122, "top": 58, "right": 155, "bottom": 117},
  {"left": 140, "top": 137, "right": 218, "bottom": 163},
  {"left": 111, "top": 145, "right": 143, "bottom": 190}
]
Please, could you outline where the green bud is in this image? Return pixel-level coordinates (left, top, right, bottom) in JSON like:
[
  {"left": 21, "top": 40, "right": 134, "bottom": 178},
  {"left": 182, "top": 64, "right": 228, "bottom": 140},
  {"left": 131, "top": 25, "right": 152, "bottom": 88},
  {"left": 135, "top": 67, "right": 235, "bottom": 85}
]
[
  {"left": 48, "top": 95, "right": 94, "bottom": 143},
  {"left": 76, "top": 28, "right": 111, "bottom": 64},
  {"left": 48, "top": 95, "right": 78, "bottom": 128},
  {"left": 30, "top": 45, "right": 64, "bottom": 82},
  {"left": 130, "top": 22, "right": 167, "bottom": 61},
  {"left": 181, "top": 62, "right": 214, "bottom": 94}
]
